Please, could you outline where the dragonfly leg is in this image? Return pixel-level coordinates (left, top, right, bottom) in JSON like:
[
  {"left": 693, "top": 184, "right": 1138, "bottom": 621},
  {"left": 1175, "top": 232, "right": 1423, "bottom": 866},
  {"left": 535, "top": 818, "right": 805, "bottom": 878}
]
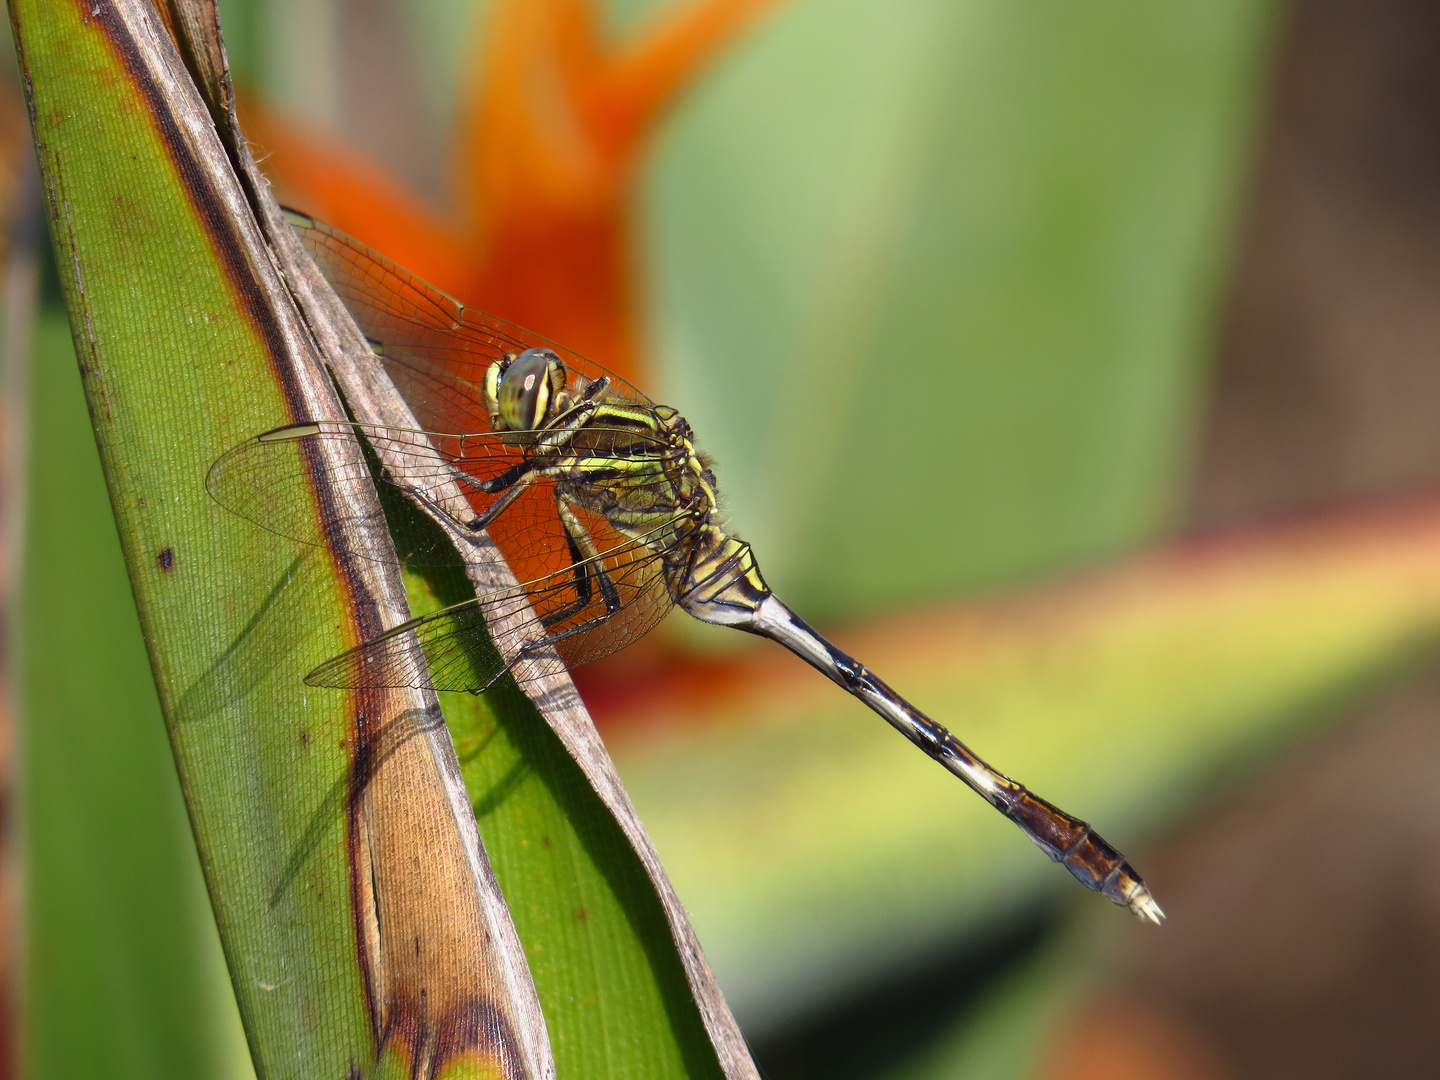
[
  {"left": 404, "top": 467, "right": 536, "bottom": 535},
  {"left": 501, "top": 494, "right": 627, "bottom": 681},
  {"left": 534, "top": 495, "right": 622, "bottom": 632},
  {"left": 471, "top": 460, "right": 531, "bottom": 495},
  {"left": 468, "top": 471, "right": 537, "bottom": 531}
]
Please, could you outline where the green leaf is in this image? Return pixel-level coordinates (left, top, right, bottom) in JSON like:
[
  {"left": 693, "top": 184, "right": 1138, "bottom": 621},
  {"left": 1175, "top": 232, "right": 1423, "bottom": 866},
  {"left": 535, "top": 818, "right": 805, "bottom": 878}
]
[
  {"left": 12, "top": 0, "right": 377, "bottom": 1069},
  {"left": 379, "top": 491, "right": 739, "bottom": 1079},
  {"left": 22, "top": 307, "right": 252, "bottom": 1078}
]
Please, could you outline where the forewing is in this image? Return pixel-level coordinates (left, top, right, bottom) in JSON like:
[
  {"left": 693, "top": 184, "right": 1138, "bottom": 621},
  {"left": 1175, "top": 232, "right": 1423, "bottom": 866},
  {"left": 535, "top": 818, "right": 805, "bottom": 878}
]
[
  {"left": 283, "top": 208, "right": 651, "bottom": 437},
  {"left": 207, "top": 421, "right": 529, "bottom": 565},
  {"left": 207, "top": 422, "right": 381, "bottom": 553}
]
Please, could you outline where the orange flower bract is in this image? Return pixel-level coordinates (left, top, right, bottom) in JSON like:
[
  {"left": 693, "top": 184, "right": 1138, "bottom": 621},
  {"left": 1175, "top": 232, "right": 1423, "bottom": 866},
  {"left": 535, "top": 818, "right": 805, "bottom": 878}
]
[{"left": 242, "top": 0, "right": 789, "bottom": 385}]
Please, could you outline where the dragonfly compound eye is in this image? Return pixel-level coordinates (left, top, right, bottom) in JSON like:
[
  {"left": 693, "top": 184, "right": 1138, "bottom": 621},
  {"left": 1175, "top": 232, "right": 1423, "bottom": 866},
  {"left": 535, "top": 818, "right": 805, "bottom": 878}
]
[{"left": 497, "top": 349, "right": 559, "bottom": 431}]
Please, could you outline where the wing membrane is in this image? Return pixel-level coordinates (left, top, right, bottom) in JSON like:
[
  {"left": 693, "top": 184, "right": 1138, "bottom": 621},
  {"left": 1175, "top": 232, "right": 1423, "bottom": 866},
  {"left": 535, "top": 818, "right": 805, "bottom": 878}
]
[
  {"left": 305, "top": 531, "right": 675, "bottom": 692},
  {"left": 284, "top": 208, "right": 650, "bottom": 437}
]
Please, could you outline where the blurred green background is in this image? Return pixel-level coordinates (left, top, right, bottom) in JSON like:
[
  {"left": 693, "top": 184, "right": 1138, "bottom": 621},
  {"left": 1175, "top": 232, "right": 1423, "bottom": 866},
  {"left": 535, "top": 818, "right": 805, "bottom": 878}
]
[{"left": 11, "top": 0, "right": 1440, "bottom": 1078}]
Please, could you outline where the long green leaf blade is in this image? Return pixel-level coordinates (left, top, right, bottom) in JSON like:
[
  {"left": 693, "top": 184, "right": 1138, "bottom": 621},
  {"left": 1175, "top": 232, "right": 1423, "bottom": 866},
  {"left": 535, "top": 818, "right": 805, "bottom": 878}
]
[{"left": 23, "top": 306, "right": 250, "bottom": 1078}]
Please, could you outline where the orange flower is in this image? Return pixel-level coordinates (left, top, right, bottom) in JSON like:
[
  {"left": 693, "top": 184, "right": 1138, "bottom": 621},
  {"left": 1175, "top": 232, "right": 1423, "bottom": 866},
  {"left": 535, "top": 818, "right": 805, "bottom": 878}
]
[{"left": 242, "top": 0, "right": 788, "bottom": 385}]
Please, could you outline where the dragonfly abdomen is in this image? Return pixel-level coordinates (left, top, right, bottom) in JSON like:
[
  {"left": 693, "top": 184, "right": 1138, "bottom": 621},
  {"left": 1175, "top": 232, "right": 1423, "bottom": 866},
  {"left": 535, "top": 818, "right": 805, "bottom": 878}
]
[
  {"left": 998, "top": 787, "right": 1153, "bottom": 909},
  {"left": 723, "top": 590, "right": 1165, "bottom": 924}
]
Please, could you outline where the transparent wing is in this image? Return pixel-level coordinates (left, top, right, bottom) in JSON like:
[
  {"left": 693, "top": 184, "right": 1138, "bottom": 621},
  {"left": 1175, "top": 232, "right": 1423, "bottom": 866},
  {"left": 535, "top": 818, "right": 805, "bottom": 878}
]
[
  {"left": 207, "top": 420, "right": 679, "bottom": 568},
  {"left": 283, "top": 207, "right": 651, "bottom": 438},
  {"left": 305, "top": 532, "right": 675, "bottom": 692}
]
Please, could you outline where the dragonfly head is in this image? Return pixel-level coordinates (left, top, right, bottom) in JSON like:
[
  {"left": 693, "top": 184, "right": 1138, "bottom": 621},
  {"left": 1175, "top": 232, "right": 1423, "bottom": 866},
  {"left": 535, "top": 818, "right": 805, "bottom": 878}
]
[{"left": 485, "top": 348, "right": 568, "bottom": 434}]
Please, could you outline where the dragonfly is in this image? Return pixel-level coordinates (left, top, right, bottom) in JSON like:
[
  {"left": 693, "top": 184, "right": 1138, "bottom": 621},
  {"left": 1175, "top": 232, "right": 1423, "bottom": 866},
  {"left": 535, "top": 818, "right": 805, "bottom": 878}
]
[{"left": 208, "top": 209, "right": 1164, "bottom": 924}]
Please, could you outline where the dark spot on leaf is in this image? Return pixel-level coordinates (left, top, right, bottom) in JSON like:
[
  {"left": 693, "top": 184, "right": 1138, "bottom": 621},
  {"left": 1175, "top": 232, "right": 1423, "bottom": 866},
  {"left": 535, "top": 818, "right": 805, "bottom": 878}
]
[
  {"left": 299, "top": 730, "right": 311, "bottom": 748},
  {"left": 541, "top": 835, "right": 552, "bottom": 849},
  {"left": 156, "top": 547, "right": 174, "bottom": 572},
  {"left": 572, "top": 906, "right": 590, "bottom": 923}
]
